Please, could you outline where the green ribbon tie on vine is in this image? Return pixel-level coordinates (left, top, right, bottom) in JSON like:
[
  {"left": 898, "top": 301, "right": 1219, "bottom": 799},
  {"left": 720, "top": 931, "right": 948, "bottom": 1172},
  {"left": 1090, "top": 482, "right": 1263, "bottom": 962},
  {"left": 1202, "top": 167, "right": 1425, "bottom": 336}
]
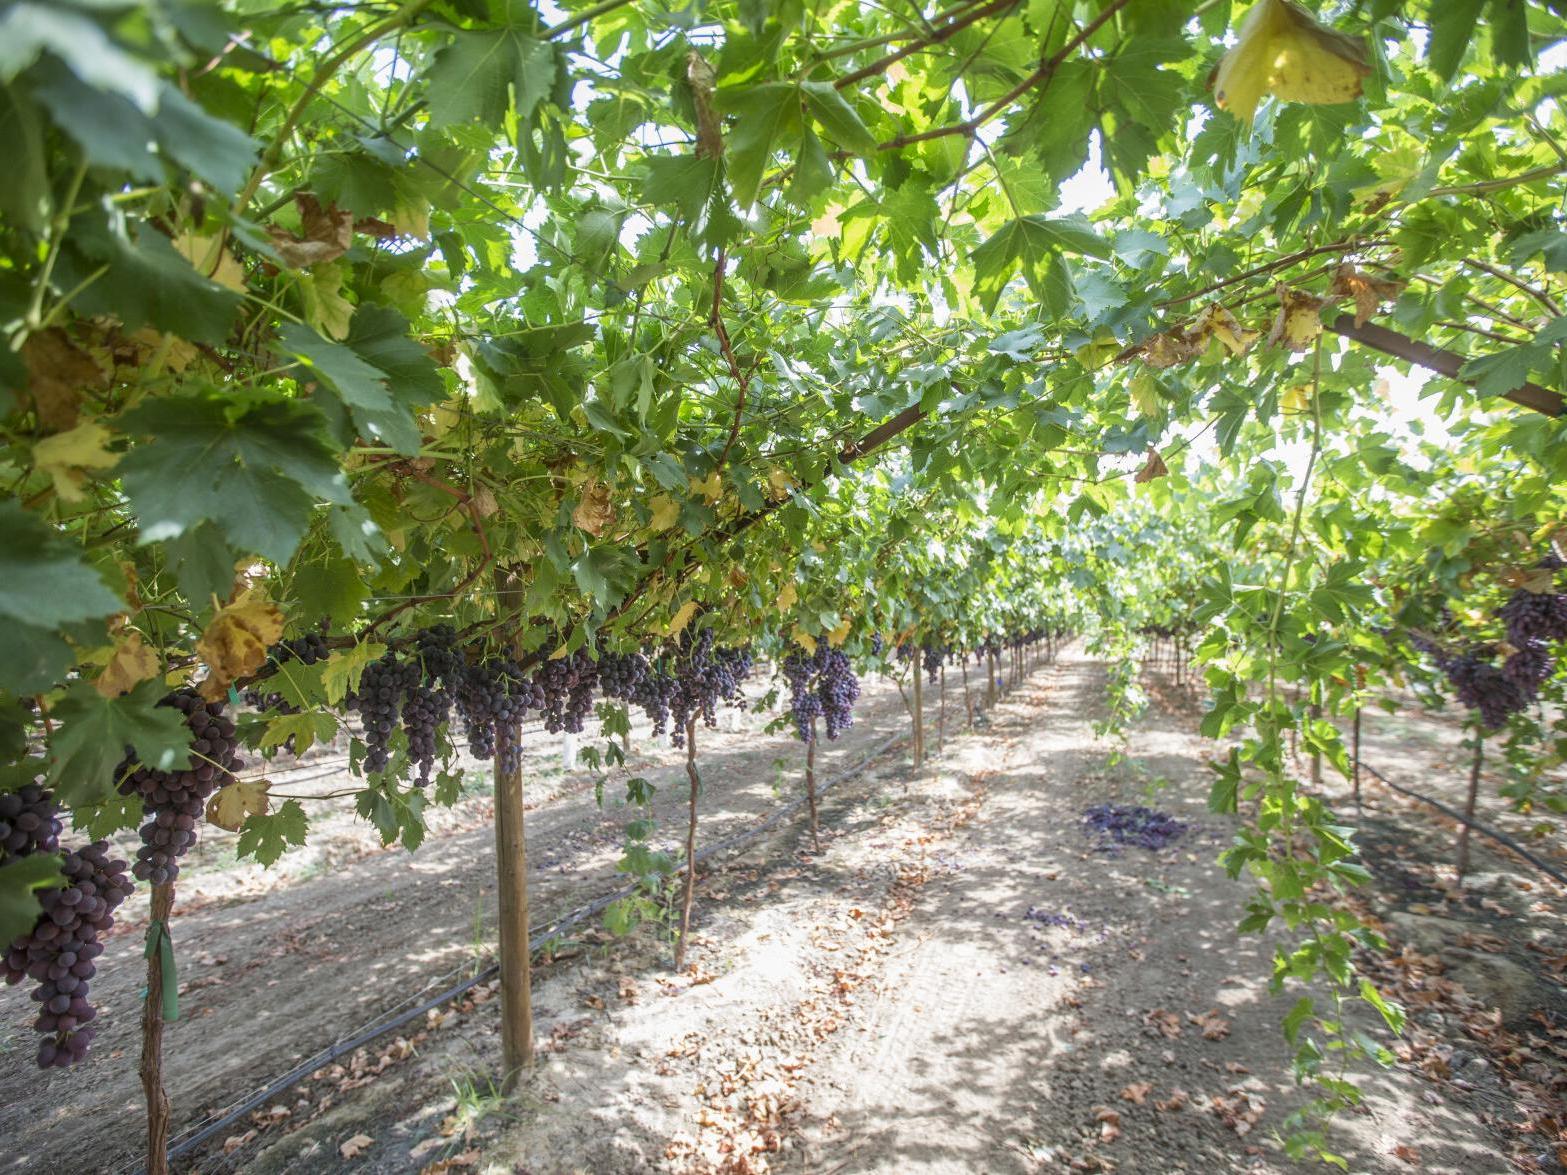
[{"left": 144, "top": 919, "right": 179, "bottom": 1022}]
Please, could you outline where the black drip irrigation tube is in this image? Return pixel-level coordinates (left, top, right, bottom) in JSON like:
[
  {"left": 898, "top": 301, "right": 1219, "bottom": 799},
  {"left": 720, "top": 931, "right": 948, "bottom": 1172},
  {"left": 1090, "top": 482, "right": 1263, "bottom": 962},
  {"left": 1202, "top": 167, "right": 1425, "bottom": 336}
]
[
  {"left": 1358, "top": 760, "right": 1567, "bottom": 890},
  {"left": 152, "top": 728, "right": 908, "bottom": 1169}
]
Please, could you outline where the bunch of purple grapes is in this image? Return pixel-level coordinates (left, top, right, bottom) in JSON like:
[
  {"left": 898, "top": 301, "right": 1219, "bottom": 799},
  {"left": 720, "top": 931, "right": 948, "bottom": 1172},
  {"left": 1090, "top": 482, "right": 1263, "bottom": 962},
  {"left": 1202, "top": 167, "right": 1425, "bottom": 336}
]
[
  {"left": 921, "top": 644, "right": 942, "bottom": 685},
  {"left": 779, "top": 643, "right": 860, "bottom": 742},
  {"left": 347, "top": 651, "right": 424, "bottom": 774},
  {"left": 452, "top": 655, "right": 540, "bottom": 777},
  {"left": 1498, "top": 561, "right": 1566, "bottom": 699},
  {"left": 533, "top": 650, "right": 600, "bottom": 734},
  {"left": 3, "top": 824, "right": 133, "bottom": 1068},
  {"left": 624, "top": 655, "right": 679, "bottom": 738},
  {"left": 662, "top": 630, "right": 752, "bottom": 745},
  {"left": 118, "top": 690, "right": 242, "bottom": 886},
  {"left": 1442, "top": 651, "right": 1528, "bottom": 730},
  {"left": 0, "top": 783, "right": 61, "bottom": 858},
  {"left": 780, "top": 645, "right": 825, "bottom": 741}
]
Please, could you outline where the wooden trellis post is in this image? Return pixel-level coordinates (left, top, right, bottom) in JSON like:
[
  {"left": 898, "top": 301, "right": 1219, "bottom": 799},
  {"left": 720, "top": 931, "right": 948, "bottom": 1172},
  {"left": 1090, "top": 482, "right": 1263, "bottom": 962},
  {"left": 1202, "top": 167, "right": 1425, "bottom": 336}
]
[
  {"left": 805, "top": 716, "right": 820, "bottom": 850},
  {"left": 493, "top": 569, "right": 533, "bottom": 1090},
  {"left": 675, "top": 718, "right": 702, "bottom": 968},
  {"left": 911, "top": 656, "right": 925, "bottom": 767},
  {"left": 1457, "top": 734, "right": 1484, "bottom": 883}
]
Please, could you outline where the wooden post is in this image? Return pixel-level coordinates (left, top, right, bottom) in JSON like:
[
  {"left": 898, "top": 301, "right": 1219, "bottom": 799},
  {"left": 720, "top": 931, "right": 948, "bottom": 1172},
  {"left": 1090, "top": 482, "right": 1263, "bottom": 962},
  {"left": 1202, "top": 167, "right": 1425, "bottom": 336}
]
[
  {"left": 493, "top": 571, "right": 533, "bottom": 1089},
  {"left": 911, "top": 656, "right": 925, "bottom": 768},
  {"left": 987, "top": 650, "right": 998, "bottom": 706},
  {"left": 937, "top": 662, "right": 945, "bottom": 754},
  {"left": 675, "top": 718, "right": 701, "bottom": 969},
  {"left": 1457, "top": 734, "right": 1484, "bottom": 883},
  {"left": 805, "top": 716, "right": 820, "bottom": 851},
  {"left": 962, "top": 659, "right": 972, "bottom": 726},
  {"left": 140, "top": 882, "right": 175, "bottom": 1175}
]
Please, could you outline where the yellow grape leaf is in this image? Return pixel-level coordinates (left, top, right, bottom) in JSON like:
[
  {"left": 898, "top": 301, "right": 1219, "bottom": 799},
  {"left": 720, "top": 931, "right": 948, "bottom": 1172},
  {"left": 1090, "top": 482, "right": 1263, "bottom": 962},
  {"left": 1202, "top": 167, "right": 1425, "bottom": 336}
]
[
  {"left": 827, "top": 617, "right": 853, "bottom": 647},
  {"left": 792, "top": 626, "right": 817, "bottom": 655},
  {"left": 300, "top": 261, "right": 354, "bottom": 340},
  {"left": 766, "top": 467, "right": 797, "bottom": 501},
  {"left": 1211, "top": 0, "right": 1370, "bottom": 125},
  {"left": 391, "top": 196, "right": 432, "bottom": 240},
  {"left": 1129, "top": 371, "right": 1163, "bottom": 419},
  {"left": 668, "top": 600, "right": 700, "bottom": 636},
  {"left": 172, "top": 231, "right": 247, "bottom": 293},
  {"left": 1193, "top": 304, "right": 1259, "bottom": 355},
  {"left": 1134, "top": 448, "right": 1169, "bottom": 484},
  {"left": 127, "top": 328, "right": 198, "bottom": 373},
  {"left": 649, "top": 493, "right": 680, "bottom": 532},
  {"left": 775, "top": 581, "right": 798, "bottom": 612},
  {"left": 1280, "top": 384, "right": 1312, "bottom": 415},
  {"left": 727, "top": 566, "right": 747, "bottom": 589},
  {"left": 321, "top": 642, "right": 384, "bottom": 705},
  {"left": 572, "top": 479, "right": 615, "bottom": 536},
  {"left": 205, "top": 779, "right": 270, "bottom": 832},
  {"left": 32, "top": 420, "right": 118, "bottom": 502},
  {"left": 197, "top": 590, "right": 285, "bottom": 700},
  {"left": 690, "top": 471, "right": 724, "bottom": 503},
  {"left": 95, "top": 632, "right": 159, "bottom": 698},
  {"left": 1266, "top": 285, "right": 1324, "bottom": 351}
]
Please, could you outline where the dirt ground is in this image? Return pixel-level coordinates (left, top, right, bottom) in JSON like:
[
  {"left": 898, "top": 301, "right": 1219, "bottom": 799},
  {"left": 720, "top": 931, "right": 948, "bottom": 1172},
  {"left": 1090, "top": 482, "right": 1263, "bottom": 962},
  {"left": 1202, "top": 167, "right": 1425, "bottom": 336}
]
[{"left": 3, "top": 648, "right": 1563, "bottom": 1174}]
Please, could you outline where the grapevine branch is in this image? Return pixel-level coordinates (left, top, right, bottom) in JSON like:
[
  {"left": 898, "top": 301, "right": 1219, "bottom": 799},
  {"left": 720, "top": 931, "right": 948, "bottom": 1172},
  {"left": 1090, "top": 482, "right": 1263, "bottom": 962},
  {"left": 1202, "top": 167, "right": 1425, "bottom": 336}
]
[
  {"left": 709, "top": 251, "right": 750, "bottom": 478},
  {"left": 834, "top": 0, "right": 1022, "bottom": 89},
  {"left": 1324, "top": 314, "right": 1564, "bottom": 418}
]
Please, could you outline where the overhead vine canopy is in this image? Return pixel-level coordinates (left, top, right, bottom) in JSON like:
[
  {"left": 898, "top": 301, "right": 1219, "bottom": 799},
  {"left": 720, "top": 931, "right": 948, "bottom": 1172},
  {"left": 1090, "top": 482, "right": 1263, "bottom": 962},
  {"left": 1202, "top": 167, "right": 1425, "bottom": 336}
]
[{"left": 2, "top": 0, "right": 1567, "bottom": 1141}]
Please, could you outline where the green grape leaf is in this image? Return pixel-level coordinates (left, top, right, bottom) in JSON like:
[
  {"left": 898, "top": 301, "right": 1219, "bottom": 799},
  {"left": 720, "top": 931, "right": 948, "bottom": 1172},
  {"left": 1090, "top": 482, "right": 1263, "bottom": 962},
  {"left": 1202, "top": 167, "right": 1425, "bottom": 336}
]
[
  {"left": 60, "top": 215, "right": 241, "bottom": 345},
  {"left": 117, "top": 391, "right": 352, "bottom": 564},
  {"left": 0, "top": 3, "right": 158, "bottom": 110},
  {"left": 717, "top": 82, "right": 802, "bottom": 209},
  {"left": 427, "top": 24, "right": 556, "bottom": 128},
  {"left": 46, "top": 680, "right": 192, "bottom": 805},
  {"left": 235, "top": 798, "right": 309, "bottom": 866},
  {"left": 0, "top": 500, "right": 123, "bottom": 627},
  {"left": 0, "top": 853, "right": 63, "bottom": 951}
]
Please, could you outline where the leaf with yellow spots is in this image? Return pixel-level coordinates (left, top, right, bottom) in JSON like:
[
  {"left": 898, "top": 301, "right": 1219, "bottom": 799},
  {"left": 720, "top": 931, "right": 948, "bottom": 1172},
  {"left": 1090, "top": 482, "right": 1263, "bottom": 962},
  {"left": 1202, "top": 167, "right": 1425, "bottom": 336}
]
[
  {"left": 776, "top": 581, "right": 798, "bottom": 611},
  {"left": 196, "top": 590, "right": 285, "bottom": 700},
  {"left": 206, "top": 779, "right": 271, "bottom": 832},
  {"left": 95, "top": 632, "right": 159, "bottom": 698},
  {"left": 33, "top": 421, "right": 118, "bottom": 502},
  {"left": 649, "top": 493, "right": 680, "bottom": 531},
  {"left": 1211, "top": 0, "right": 1370, "bottom": 125},
  {"left": 1266, "top": 285, "right": 1324, "bottom": 351},
  {"left": 792, "top": 626, "right": 817, "bottom": 654},
  {"left": 668, "top": 600, "right": 700, "bottom": 636}
]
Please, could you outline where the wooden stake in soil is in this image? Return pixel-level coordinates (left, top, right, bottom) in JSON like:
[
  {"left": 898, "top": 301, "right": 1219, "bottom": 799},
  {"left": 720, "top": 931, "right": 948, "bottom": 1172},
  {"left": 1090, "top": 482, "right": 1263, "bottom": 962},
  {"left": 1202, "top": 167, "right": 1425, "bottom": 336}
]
[
  {"left": 675, "top": 718, "right": 701, "bottom": 969},
  {"left": 493, "top": 570, "right": 533, "bottom": 1089},
  {"left": 937, "top": 661, "right": 945, "bottom": 754},
  {"left": 1457, "top": 734, "right": 1484, "bottom": 883},
  {"left": 962, "top": 659, "right": 972, "bottom": 727},
  {"left": 140, "top": 882, "right": 175, "bottom": 1175},
  {"left": 987, "top": 650, "right": 998, "bottom": 707},
  {"left": 911, "top": 655, "right": 925, "bottom": 768},
  {"left": 805, "top": 716, "right": 820, "bottom": 851}
]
